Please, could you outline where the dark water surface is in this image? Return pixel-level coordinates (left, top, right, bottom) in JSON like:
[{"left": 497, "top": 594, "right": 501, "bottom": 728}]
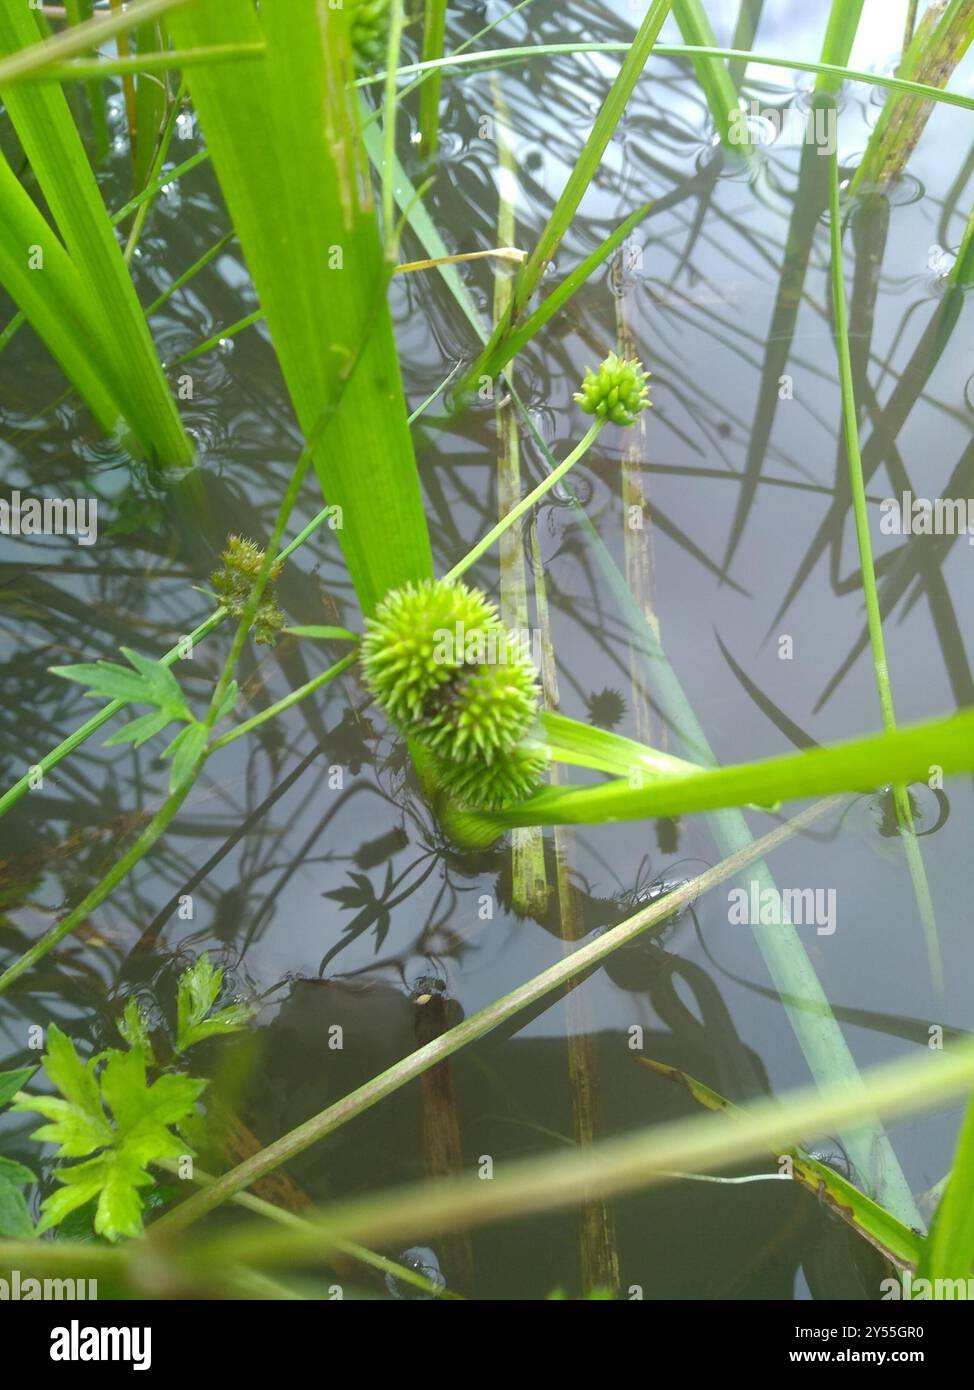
[{"left": 1, "top": 0, "right": 973, "bottom": 1298}]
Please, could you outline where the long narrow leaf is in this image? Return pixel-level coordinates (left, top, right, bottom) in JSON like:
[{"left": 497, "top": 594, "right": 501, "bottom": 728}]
[{"left": 167, "top": 0, "right": 432, "bottom": 615}]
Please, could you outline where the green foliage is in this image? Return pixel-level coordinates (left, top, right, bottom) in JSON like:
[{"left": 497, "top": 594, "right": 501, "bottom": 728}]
[
  {"left": 0, "top": 3, "right": 192, "bottom": 464},
  {"left": 175, "top": 956, "right": 256, "bottom": 1054},
  {"left": 573, "top": 352, "right": 652, "bottom": 427},
  {"left": 8, "top": 959, "right": 253, "bottom": 1241},
  {"left": 0, "top": 1065, "right": 37, "bottom": 1236},
  {"left": 49, "top": 647, "right": 219, "bottom": 792},
  {"left": 12, "top": 1025, "right": 202, "bottom": 1241},
  {"left": 166, "top": 0, "right": 433, "bottom": 617},
  {"left": 922, "top": 1088, "right": 974, "bottom": 1281},
  {"left": 210, "top": 535, "right": 286, "bottom": 647}
]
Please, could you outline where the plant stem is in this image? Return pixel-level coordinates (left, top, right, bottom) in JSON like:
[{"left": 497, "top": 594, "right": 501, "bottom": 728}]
[
  {"left": 354, "top": 43, "right": 974, "bottom": 113},
  {"left": 442, "top": 420, "right": 604, "bottom": 582},
  {"left": 149, "top": 800, "right": 841, "bottom": 1234},
  {"left": 0, "top": 776, "right": 196, "bottom": 994},
  {"left": 828, "top": 148, "right": 942, "bottom": 993},
  {"left": 381, "top": 0, "right": 406, "bottom": 260},
  {"left": 0, "top": 607, "right": 226, "bottom": 821},
  {"left": 209, "top": 652, "right": 359, "bottom": 751},
  {"left": 0, "top": 503, "right": 338, "bottom": 822}
]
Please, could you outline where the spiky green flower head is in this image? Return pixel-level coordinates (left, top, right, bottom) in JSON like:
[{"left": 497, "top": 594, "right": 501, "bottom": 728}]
[
  {"left": 361, "top": 578, "right": 541, "bottom": 766},
  {"left": 574, "top": 352, "right": 652, "bottom": 427},
  {"left": 422, "top": 635, "right": 540, "bottom": 763},
  {"left": 361, "top": 578, "right": 497, "bottom": 730},
  {"left": 436, "top": 741, "right": 550, "bottom": 812},
  {"left": 211, "top": 535, "right": 284, "bottom": 647},
  {"left": 347, "top": 0, "right": 390, "bottom": 71}
]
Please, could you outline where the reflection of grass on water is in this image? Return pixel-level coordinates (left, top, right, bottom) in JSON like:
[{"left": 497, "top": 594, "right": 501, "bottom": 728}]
[{"left": 2, "top": 0, "right": 974, "bottom": 1300}]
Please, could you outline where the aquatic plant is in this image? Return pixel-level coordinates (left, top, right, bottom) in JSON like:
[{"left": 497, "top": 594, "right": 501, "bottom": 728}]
[{"left": 2, "top": 0, "right": 974, "bottom": 1306}]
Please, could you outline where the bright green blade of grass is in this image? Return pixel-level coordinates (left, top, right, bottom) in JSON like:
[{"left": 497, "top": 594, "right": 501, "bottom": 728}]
[
  {"left": 419, "top": 0, "right": 447, "bottom": 158},
  {"left": 477, "top": 199, "right": 655, "bottom": 383},
  {"left": 672, "top": 0, "right": 755, "bottom": 157},
  {"left": 0, "top": 0, "right": 192, "bottom": 85},
  {"left": 828, "top": 147, "right": 942, "bottom": 992},
  {"left": 542, "top": 711, "right": 698, "bottom": 779},
  {"left": 468, "top": 0, "right": 674, "bottom": 387},
  {"left": 922, "top": 1088, "right": 974, "bottom": 1280},
  {"left": 0, "top": 5, "right": 192, "bottom": 464},
  {"left": 167, "top": 0, "right": 432, "bottom": 615},
  {"left": 479, "top": 708, "right": 974, "bottom": 828},
  {"left": 816, "top": 0, "right": 867, "bottom": 93},
  {"left": 949, "top": 200, "right": 974, "bottom": 286},
  {"left": 0, "top": 151, "right": 124, "bottom": 436},
  {"left": 359, "top": 42, "right": 974, "bottom": 112}
]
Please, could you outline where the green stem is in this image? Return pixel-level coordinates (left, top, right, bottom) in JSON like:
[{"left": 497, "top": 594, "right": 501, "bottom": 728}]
[
  {"left": 0, "top": 607, "right": 225, "bottom": 821},
  {"left": 145, "top": 229, "right": 236, "bottom": 316},
  {"left": 442, "top": 420, "right": 604, "bottom": 582},
  {"left": 381, "top": 0, "right": 406, "bottom": 260},
  {"left": 354, "top": 43, "right": 974, "bottom": 113},
  {"left": 209, "top": 652, "right": 359, "bottom": 751},
  {"left": 0, "top": 504, "right": 337, "bottom": 822},
  {"left": 0, "top": 776, "right": 196, "bottom": 994},
  {"left": 123, "top": 77, "right": 187, "bottom": 265},
  {"left": 148, "top": 799, "right": 840, "bottom": 1234},
  {"left": 828, "top": 147, "right": 942, "bottom": 994},
  {"left": 37, "top": 43, "right": 266, "bottom": 81}
]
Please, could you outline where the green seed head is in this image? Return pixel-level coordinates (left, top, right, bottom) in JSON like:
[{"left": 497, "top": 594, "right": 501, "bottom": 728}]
[
  {"left": 363, "top": 578, "right": 545, "bottom": 812},
  {"left": 210, "top": 535, "right": 285, "bottom": 647},
  {"left": 422, "top": 638, "right": 540, "bottom": 763},
  {"left": 436, "top": 741, "right": 549, "bottom": 812},
  {"left": 574, "top": 352, "right": 652, "bottom": 427},
  {"left": 347, "top": 0, "right": 390, "bottom": 71}
]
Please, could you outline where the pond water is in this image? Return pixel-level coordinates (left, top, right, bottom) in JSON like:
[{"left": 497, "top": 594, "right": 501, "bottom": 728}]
[{"left": 1, "top": 0, "right": 972, "bottom": 1298}]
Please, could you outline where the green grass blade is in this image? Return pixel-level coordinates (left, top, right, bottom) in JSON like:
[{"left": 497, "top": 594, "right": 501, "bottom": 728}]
[
  {"left": 672, "top": 0, "right": 753, "bottom": 155},
  {"left": 167, "top": 0, "right": 432, "bottom": 615},
  {"left": 482, "top": 709, "right": 974, "bottom": 829},
  {"left": 542, "top": 711, "right": 697, "bottom": 779},
  {"left": 0, "top": 152, "right": 123, "bottom": 436},
  {"left": 922, "top": 1089, "right": 974, "bottom": 1280},
  {"left": 949, "top": 199, "right": 974, "bottom": 286},
  {"left": 0, "top": 5, "right": 192, "bottom": 464},
  {"left": 482, "top": 0, "right": 673, "bottom": 367},
  {"left": 361, "top": 42, "right": 974, "bottom": 112},
  {"left": 419, "top": 0, "right": 447, "bottom": 158},
  {"left": 478, "top": 199, "right": 655, "bottom": 383},
  {"left": 816, "top": 0, "right": 867, "bottom": 93}
]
